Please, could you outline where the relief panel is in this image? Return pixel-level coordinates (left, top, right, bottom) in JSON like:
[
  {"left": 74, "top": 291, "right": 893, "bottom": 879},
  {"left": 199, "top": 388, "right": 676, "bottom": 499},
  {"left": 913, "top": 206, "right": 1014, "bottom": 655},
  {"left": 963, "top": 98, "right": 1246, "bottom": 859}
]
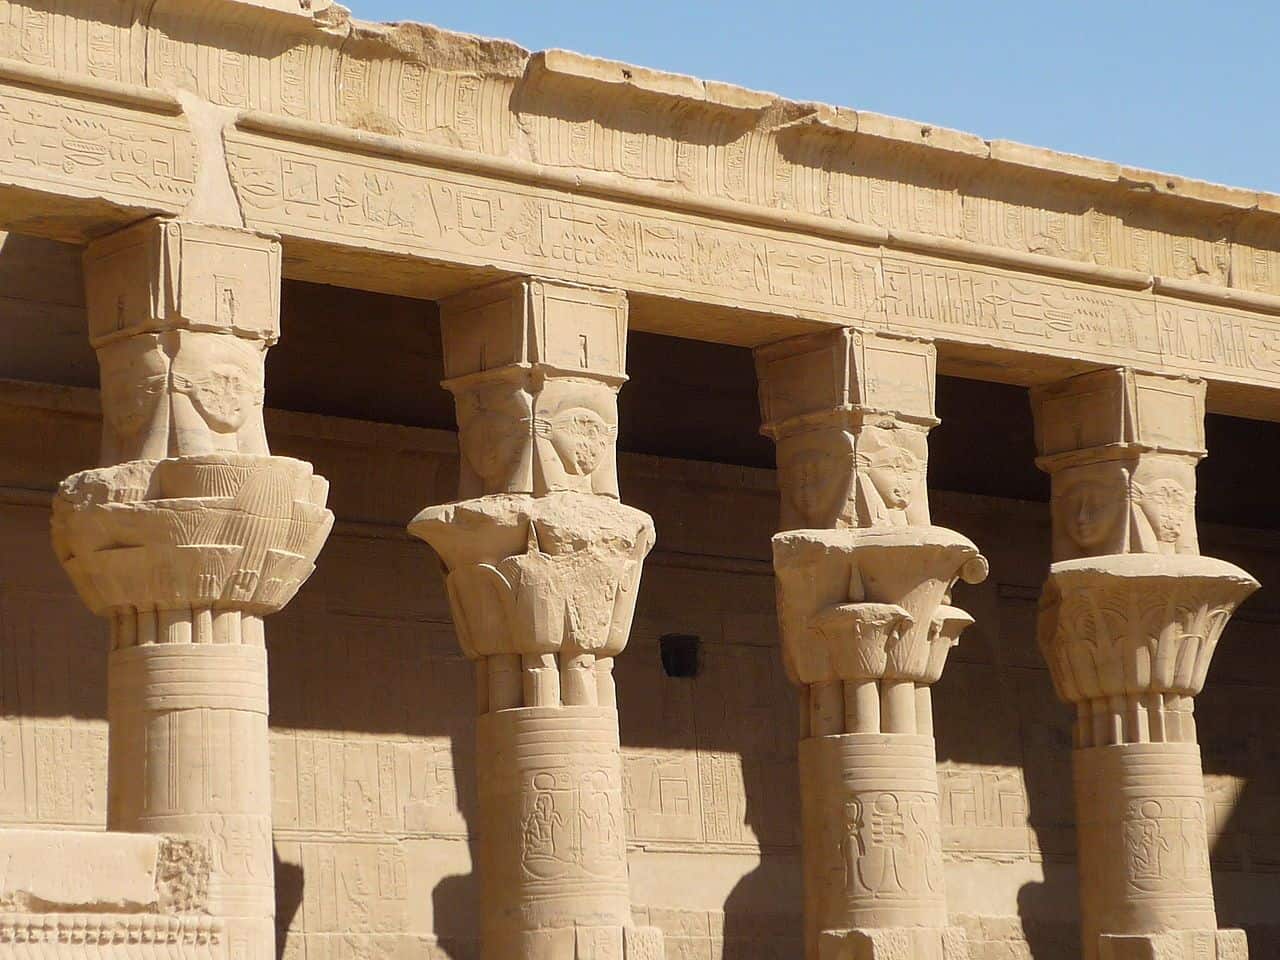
[
  {"left": 0, "top": 77, "right": 196, "bottom": 211},
  {"left": 224, "top": 127, "right": 1280, "bottom": 389}
]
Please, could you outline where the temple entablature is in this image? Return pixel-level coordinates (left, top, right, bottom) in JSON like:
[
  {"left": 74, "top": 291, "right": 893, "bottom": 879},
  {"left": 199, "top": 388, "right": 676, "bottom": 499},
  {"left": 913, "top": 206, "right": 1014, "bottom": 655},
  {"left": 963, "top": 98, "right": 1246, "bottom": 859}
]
[{"left": 2, "top": 2, "right": 1280, "bottom": 417}]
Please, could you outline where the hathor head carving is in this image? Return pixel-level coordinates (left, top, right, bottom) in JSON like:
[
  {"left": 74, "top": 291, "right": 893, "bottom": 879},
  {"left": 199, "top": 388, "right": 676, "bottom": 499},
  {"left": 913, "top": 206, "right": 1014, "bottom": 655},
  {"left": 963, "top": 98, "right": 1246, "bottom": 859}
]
[
  {"left": 169, "top": 332, "right": 265, "bottom": 437},
  {"left": 1052, "top": 464, "right": 1129, "bottom": 558},
  {"left": 96, "top": 330, "right": 268, "bottom": 463},
  {"left": 1131, "top": 456, "right": 1198, "bottom": 556},
  {"left": 854, "top": 425, "right": 928, "bottom": 527},
  {"left": 533, "top": 378, "right": 620, "bottom": 497},
  {"left": 777, "top": 431, "right": 856, "bottom": 530},
  {"left": 455, "top": 381, "right": 535, "bottom": 496}
]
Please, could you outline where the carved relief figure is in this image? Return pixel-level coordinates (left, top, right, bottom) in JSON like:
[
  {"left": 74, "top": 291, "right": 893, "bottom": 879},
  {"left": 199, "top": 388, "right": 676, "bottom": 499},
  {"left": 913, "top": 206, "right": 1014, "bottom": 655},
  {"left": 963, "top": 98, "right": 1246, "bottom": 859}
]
[
  {"left": 1130, "top": 457, "right": 1198, "bottom": 556},
  {"left": 777, "top": 432, "right": 855, "bottom": 530},
  {"left": 578, "top": 771, "right": 624, "bottom": 874},
  {"left": 522, "top": 785, "right": 564, "bottom": 870},
  {"left": 1124, "top": 802, "right": 1171, "bottom": 885},
  {"left": 854, "top": 427, "right": 928, "bottom": 528},
  {"left": 1052, "top": 465, "right": 1129, "bottom": 558}
]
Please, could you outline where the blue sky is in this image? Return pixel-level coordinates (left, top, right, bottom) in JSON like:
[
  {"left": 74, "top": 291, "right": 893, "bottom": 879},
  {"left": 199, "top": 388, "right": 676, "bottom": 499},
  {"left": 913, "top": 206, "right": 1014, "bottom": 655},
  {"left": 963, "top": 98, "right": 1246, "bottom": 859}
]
[{"left": 351, "top": 1, "right": 1280, "bottom": 194}]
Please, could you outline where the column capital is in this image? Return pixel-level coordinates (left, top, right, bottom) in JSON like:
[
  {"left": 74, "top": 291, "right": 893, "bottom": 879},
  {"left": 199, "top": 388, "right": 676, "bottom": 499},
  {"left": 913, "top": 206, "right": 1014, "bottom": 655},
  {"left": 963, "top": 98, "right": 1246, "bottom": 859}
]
[
  {"left": 440, "top": 278, "right": 628, "bottom": 500},
  {"left": 52, "top": 455, "right": 333, "bottom": 623},
  {"left": 756, "top": 328, "right": 937, "bottom": 531},
  {"left": 1038, "top": 553, "right": 1256, "bottom": 747},
  {"left": 83, "top": 218, "right": 283, "bottom": 463},
  {"left": 1031, "top": 368, "right": 1206, "bottom": 560},
  {"left": 409, "top": 491, "right": 653, "bottom": 677}
]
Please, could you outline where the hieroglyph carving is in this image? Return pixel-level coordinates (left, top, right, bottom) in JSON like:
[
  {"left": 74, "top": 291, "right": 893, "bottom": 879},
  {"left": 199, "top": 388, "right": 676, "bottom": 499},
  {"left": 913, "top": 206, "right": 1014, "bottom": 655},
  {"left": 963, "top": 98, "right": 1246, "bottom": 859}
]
[
  {"left": 1033, "top": 369, "right": 1259, "bottom": 960},
  {"left": 6, "top": 0, "right": 1280, "bottom": 308},
  {"left": 757, "top": 327, "right": 987, "bottom": 959},
  {"left": 222, "top": 126, "right": 1280, "bottom": 388},
  {"left": 409, "top": 278, "right": 663, "bottom": 959},
  {"left": 0, "top": 70, "right": 197, "bottom": 212},
  {"left": 51, "top": 219, "right": 333, "bottom": 960}
]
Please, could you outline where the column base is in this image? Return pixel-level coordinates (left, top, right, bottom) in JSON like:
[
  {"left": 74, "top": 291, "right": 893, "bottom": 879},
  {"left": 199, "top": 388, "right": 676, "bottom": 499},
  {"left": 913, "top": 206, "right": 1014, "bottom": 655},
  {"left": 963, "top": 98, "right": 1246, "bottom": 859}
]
[
  {"left": 512, "top": 924, "right": 664, "bottom": 958},
  {"left": 1098, "top": 929, "right": 1248, "bottom": 960},
  {"left": 818, "top": 926, "right": 968, "bottom": 960}
]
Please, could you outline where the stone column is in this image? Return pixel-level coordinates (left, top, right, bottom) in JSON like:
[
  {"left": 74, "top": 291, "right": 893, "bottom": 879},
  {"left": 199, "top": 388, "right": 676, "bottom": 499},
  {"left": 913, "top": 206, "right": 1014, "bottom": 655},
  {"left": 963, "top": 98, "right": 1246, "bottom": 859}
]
[
  {"left": 51, "top": 218, "right": 334, "bottom": 960},
  {"left": 755, "top": 329, "right": 987, "bottom": 960},
  {"left": 1031, "top": 369, "right": 1257, "bottom": 960},
  {"left": 408, "top": 279, "right": 664, "bottom": 960}
]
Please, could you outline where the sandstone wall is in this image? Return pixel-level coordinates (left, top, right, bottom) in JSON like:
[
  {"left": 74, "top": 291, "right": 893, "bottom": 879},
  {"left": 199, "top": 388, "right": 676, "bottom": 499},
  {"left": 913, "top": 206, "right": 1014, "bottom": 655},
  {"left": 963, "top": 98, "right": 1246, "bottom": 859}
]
[{"left": 1, "top": 378, "right": 1278, "bottom": 960}]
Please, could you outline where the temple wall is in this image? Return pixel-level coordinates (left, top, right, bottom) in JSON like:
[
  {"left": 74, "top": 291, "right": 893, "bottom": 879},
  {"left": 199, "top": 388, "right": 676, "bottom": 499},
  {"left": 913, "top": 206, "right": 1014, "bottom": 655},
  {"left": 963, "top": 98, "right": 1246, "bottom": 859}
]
[{"left": 2, "top": 376, "right": 1279, "bottom": 960}]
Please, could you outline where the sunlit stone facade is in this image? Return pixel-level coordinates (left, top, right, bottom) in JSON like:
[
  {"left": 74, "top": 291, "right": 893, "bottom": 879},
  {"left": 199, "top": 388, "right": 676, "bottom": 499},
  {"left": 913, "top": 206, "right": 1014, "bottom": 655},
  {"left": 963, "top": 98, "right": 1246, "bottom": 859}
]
[{"left": 0, "top": 2, "right": 1277, "bottom": 958}]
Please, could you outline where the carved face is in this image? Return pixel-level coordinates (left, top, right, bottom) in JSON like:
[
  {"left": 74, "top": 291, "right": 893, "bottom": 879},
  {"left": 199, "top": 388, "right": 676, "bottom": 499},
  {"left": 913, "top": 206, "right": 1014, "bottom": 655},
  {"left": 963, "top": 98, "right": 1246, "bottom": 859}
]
[
  {"left": 455, "top": 382, "right": 534, "bottom": 494},
  {"left": 532, "top": 378, "right": 619, "bottom": 494},
  {"left": 460, "top": 410, "right": 528, "bottom": 486},
  {"left": 780, "top": 444, "right": 849, "bottom": 526},
  {"left": 1135, "top": 478, "right": 1191, "bottom": 544},
  {"left": 537, "top": 406, "right": 614, "bottom": 476},
  {"left": 1058, "top": 474, "right": 1126, "bottom": 551},
  {"left": 97, "top": 336, "right": 169, "bottom": 440},
  {"left": 862, "top": 445, "right": 923, "bottom": 511},
  {"left": 170, "top": 334, "right": 264, "bottom": 434}
]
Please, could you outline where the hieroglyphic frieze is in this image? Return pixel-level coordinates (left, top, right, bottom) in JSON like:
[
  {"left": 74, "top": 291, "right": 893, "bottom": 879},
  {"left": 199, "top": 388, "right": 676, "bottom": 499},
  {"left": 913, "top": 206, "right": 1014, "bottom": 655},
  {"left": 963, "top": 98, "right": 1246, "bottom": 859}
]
[
  {"left": 0, "top": 75, "right": 197, "bottom": 211},
  {"left": 223, "top": 126, "right": 1280, "bottom": 391},
  {"left": 2, "top": 0, "right": 1280, "bottom": 306}
]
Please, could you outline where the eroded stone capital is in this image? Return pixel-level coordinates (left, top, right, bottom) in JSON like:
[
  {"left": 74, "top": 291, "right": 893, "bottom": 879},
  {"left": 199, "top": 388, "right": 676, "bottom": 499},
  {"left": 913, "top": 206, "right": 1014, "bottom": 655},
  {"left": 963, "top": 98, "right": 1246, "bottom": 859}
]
[
  {"left": 757, "top": 328, "right": 938, "bottom": 531},
  {"left": 409, "top": 491, "right": 653, "bottom": 689},
  {"left": 52, "top": 454, "right": 333, "bottom": 621},
  {"left": 83, "top": 218, "right": 282, "bottom": 463},
  {"left": 441, "top": 278, "right": 628, "bottom": 499}
]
